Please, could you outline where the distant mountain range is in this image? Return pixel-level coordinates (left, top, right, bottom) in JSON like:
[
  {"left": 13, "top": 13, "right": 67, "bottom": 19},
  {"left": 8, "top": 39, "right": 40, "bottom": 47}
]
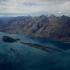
[{"left": 0, "top": 14, "right": 70, "bottom": 43}]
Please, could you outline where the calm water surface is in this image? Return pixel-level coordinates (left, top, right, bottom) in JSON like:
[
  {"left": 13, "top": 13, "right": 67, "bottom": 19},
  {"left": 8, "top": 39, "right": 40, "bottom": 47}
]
[{"left": 0, "top": 32, "right": 70, "bottom": 70}]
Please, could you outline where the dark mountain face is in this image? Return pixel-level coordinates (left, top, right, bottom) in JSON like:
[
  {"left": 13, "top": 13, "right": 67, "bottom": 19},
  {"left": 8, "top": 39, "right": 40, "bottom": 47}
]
[
  {"left": 0, "top": 19, "right": 4, "bottom": 24},
  {"left": 0, "top": 15, "right": 70, "bottom": 43},
  {"left": 0, "top": 19, "right": 5, "bottom": 29},
  {"left": 0, "top": 17, "right": 14, "bottom": 22}
]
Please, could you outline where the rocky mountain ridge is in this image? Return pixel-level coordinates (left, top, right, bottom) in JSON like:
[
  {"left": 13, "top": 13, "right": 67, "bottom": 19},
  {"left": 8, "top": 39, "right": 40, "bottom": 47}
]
[{"left": 0, "top": 14, "right": 70, "bottom": 43}]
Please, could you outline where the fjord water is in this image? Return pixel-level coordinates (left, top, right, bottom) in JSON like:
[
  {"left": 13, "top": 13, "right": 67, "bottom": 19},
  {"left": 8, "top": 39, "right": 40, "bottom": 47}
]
[{"left": 0, "top": 32, "right": 70, "bottom": 70}]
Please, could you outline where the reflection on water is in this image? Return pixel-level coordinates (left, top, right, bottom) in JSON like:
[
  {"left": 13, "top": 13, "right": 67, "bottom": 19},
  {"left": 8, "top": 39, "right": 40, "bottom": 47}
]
[{"left": 0, "top": 32, "right": 70, "bottom": 70}]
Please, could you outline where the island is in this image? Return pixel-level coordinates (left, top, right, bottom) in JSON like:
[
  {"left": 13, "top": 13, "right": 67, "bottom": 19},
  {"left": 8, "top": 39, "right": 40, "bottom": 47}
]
[
  {"left": 2, "top": 36, "right": 20, "bottom": 43},
  {"left": 21, "top": 42, "right": 63, "bottom": 53},
  {"left": 2, "top": 36, "right": 63, "bottom": 53}
]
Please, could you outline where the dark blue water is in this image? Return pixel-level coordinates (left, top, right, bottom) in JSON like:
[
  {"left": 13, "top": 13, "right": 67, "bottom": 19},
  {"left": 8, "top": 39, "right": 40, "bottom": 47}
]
[{"left": 0, "top": 32, "right": 70, "bottom": 70}]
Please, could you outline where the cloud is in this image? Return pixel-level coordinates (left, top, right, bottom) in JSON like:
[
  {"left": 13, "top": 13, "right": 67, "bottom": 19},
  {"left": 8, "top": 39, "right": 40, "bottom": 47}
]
[
  {"left": 59, "top": 12, "right": 61, "bottom": 13},
  {"left": 0, "top": 0, "right": 70, "bottom": 16}
]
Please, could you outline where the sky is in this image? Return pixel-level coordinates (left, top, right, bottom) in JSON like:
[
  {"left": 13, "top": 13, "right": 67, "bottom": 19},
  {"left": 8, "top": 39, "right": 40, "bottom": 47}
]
[{"left": 0, "top": 0, "right": 70, "bottom": 17}]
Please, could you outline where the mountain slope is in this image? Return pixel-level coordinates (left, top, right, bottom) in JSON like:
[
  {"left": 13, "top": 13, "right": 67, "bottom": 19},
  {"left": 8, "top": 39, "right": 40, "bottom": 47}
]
[{"left": 0, "top": 15, "right": 70, "bottom": 43}]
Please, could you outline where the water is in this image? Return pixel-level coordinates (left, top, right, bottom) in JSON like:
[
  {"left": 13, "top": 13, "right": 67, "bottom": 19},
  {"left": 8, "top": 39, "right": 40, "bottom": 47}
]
[{"left": 0, "top": 32, "right": 70, "bottom": 70}]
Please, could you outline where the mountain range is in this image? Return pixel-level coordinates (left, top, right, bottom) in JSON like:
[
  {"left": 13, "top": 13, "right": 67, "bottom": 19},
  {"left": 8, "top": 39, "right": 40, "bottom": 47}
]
[{"left": 0, "top": 14, "right": 70, "bottom": 43}]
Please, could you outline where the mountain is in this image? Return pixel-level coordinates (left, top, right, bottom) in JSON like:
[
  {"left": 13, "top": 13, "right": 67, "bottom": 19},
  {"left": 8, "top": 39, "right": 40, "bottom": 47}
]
[
  {"left": 0, "top": 19, "right": 4, "bottom": 29},
  {"left": 0, "top": 19, "right": 4, "bottom": 24},
  {"left": 0, "top": 14, "right": 70, "bottom": 43},
  {"left": 0, "top": 17, "right": 14, "bottom": 22}
]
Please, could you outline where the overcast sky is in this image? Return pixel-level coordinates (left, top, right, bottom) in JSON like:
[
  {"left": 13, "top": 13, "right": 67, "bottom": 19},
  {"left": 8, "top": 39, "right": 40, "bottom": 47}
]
[{"left": 0, "top": 0, "right": 70, "bottom": 16}]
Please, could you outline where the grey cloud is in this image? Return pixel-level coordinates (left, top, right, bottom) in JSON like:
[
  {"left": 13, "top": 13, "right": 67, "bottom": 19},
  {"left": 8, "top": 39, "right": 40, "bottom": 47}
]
[
  {"left": 23, "top": 2, "right": 39, "bottom": 6},
  {"left": 0, "top": 0, "right": 70, "bottom": 16},
  {"left": 0, "top": 0, "right": 7, "bottom": 1}
]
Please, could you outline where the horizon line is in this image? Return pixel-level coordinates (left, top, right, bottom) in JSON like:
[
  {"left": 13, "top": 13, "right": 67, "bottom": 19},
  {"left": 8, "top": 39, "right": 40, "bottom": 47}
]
[{"left": 0, "top": 13, "right": 69, "bottom": 17}]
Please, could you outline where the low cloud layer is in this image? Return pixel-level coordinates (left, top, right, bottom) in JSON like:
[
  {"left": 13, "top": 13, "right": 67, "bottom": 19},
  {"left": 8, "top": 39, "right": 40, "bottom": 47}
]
[{"left": 0, "top": 0, "right": 70, "bottom": 16}]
